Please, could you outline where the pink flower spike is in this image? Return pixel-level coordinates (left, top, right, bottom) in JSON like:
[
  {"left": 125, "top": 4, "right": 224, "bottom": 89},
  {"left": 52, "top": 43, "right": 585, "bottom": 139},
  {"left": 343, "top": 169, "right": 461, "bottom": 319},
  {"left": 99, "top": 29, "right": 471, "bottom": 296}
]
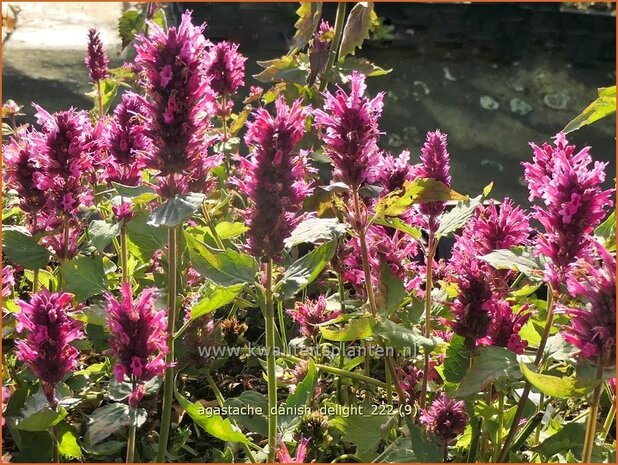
[{"left": 85, "top": 28, "right": 109, "bottom": 83}]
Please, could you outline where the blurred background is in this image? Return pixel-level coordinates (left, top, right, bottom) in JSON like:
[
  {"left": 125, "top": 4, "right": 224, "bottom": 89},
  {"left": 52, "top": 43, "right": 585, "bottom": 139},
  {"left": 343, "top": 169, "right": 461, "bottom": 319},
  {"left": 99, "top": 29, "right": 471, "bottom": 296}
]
[{"left": 2, "top": 2, "right": 615, "bottom": 204}]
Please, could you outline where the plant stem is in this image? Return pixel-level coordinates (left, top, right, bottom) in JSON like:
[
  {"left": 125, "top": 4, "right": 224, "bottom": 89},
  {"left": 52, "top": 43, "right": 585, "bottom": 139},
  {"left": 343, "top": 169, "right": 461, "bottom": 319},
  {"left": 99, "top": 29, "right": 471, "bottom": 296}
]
[
  {"left": 201, "top": 203, "right": 225, "bottom": 250},
  {"left": 156, "top": 227, "right": 178, "bottom": 463},
  {"left": 352, "top": 190, "right": 377, "bottom": 315},
  {"left": 601, "top": 400, "right": 615, "bottom": 442},
  {"left": 120, "top": 223, "right": 129, "bottom": 284},
  {"left": 32, "top": 214, "right": 40, "bottom": 292},
  {"left": 497, "top": 286, "right": 555, "bottom": 462},
  {"left": 264, "top": 260, "right": 277, "bottom": 463},
  {"left": 51, "top": 424, "right": 59, "bottom": 462},
  {"left": 493, "top": 391, "right": 504, "bottom": 462},
  {"left": 443, "top": 442, "right": 448, "bottom": 463},
  {"left": 336, "top": 273, "right": 347, "bottom": 404},
  {"left": 582, "top": 358, "right": 605, "bottom": 462},
  {"left": 96, "top": 79, "right": 104, "bottom": 117},
  {"left": 319, "top": 2, "right": 346, "bottom": 91},
  {"left": 420, "top": 232, "right": 436, "bottom": 410}
]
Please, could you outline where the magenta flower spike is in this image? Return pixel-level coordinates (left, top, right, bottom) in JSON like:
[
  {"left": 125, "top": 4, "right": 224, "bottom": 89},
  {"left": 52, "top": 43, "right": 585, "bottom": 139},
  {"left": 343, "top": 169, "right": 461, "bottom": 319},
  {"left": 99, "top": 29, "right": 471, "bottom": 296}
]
[
  {"left": 287, "top": 295, "right": 341, "bottom": 339},
  {"left": 204, "top": 41, "right": 246, "bottom": 100},
  {"left": 523, "top": 133, "right": 613, "bottom": 288},
  {"left": 105, "top": 283, "right": 168, "bottom": 408},
  {"left": 419, "top": 394, "right": 469, "bottom": 445},
  {"left": 562, "top": 242, "right": 616, "bottom": 367},
  {"left": 15, "top": 289, "right": 84, "bottom": 406},
  {"left": 135, "top": 10, "right": 216, "bottom": 180},
  {"left": 85, "top": 28, "right": 110, "bottom": 83},
  {"left": 479, "top": 301, "right": 531, "bottom": 354},
  {"left": 32, "top": 105, "right": 95, "bottom": 215},
  {"left": 3, "top": 128, "right": 47, "bottom": 217},
  {"left": 416, "top": 130, "right": 452, "bottom": 232},
  {"left": 2, "top": 265, "right": 15, "bottom": 299},
  {"left": 314, "top": 71, "right": 384, "bottom": 190},
  {"left": 235, "top": 97, "right": 313, "bottom": 260},
  {"left": 276, "top": 436, "right": 309, "bottom": 463},
  {"left": 104, "top": 92, "right": 152, "bottom": 187},
  {"left": 370, "top": 149, "right": 416, "bottom": 194}
]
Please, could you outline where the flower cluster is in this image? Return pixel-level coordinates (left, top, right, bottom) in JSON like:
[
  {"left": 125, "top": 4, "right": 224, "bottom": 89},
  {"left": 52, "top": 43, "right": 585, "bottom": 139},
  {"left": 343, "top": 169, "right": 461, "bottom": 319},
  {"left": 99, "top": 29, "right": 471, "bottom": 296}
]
[
  {"left": 85, "top": 28, "right": 109, "bottom": 83},
  {"left": 314, "top": 72, "right": 384, "bottom": 190},
  {"left": 523, "top": 133, "right": 613, "bottom": 288},
  {"left": 479, "top": 301, "right": 531, "bottom": 354},
  {"left": 103, "top": 92, "right": 152, "bottom": 186},
  {"left": 205, "top": 41, "right": 246, "bottom": 107},
  {"left": 562, "top": 242, "right": 616, "bottom": 367},
  {"left": 370, "top": 149, "right": 416, "bottom": 194},
  {"left": 236, "top": 97, "right": 312, "bottom": 260},
  {"left": 135, "top": 10, "right": 216, "bottom": 185},
  {"left": 2, "top": 265, "right": 15, "bottom": 299},
  {"left": 15, "top": 289, "right": 84, "bottom": 406},
  {"left": 288, "top": 295, "right": 341, "bottom": 338},
  {"left": 420, "top": 394, "right": 468, "bottom": 444},
  {"left": 276, "top": 436, "right": 309, "bottom": 463},
  {"left": 105, "top": 283, "right": 168, "bottom": 408},
  {"left": 32, "top": 105, "right": 95, "bottom": 215}
]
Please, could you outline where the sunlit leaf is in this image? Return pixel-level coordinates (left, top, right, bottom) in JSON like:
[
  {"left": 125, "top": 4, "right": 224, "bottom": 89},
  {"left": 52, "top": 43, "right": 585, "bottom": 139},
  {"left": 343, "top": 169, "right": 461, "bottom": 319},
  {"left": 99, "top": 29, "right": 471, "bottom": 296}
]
[
  {"left": 563, "top": 86, "right": 616, "bottom": 134},
  {"left": 338, "top": 2, "right": 376, "bottom": 59}
]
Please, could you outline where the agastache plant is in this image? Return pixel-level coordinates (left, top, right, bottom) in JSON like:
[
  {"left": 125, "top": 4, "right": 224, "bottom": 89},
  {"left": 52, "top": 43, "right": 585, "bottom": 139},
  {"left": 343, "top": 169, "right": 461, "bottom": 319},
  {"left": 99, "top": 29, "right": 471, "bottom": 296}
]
[
  {"left": 106, "top": 283, "right": 168, "bottom": 462},
  {"left": 85, "top": 28, "right": 109, "bottom": 116},
  {"left": 238, "top": 96, "right": 310, "bottom": 462}
]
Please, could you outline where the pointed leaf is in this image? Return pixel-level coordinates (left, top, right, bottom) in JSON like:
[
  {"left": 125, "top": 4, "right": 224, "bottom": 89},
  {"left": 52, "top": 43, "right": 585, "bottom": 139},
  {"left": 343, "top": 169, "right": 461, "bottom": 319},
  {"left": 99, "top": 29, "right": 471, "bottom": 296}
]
[
  {"left": 338, "top": 2, "right": 375, "bottom": 59},
  {"left": 2, "top": 226, "right": 51, "bottom": 269},
  {"left": 60, "top": 256, "right": 108, "bottom": 302},
  {"left": 147, "top": 193, "right": 206, "bottom": 228}
]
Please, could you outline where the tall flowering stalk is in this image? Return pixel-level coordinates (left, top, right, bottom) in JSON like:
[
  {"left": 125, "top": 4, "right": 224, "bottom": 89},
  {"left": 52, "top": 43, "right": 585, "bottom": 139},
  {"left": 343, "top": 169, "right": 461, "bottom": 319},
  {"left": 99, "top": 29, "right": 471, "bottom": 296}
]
[
  {"left": 85, "top": 28, "right": 109, "bottom": 116},
  {"left": 315, "top": 72, "right": 408, "bottom": 408},
  {"left": 498, "top": 134, "right": 614, "bottom": 462},
  {"left": 103, "top": 92, "right": 151, "bottom": 283},
  {"left": 562, "top": 242, "right": 615, "bottom": 462},
  {"left": 134, "top": 11, "right": 215, "bottom": 461},
  {"left": 106, "top": 284, "right": 168, "bottom": 462},
  {"left": 15, "top": 289, "right": 83, "bottom": 461},
  {"left": 416, "top": 130, "right": 452, "bottom": 409},
  {"left": 237, "top": 96, "right": 310, "bottom": 462}
]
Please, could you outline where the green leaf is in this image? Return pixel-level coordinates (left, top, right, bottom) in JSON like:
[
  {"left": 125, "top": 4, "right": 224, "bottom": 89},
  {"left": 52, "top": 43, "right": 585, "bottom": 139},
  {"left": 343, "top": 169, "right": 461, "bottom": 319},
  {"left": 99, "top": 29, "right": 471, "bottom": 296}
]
[
  {"left": 60, "top": 256, "right": 108, "bottom": 302},
  {"left": 519, "top": 363, "right": 598, "bottom": 399},
  {"left": 111, "top": 182, "right": 157, "bottom": 203},
  {"left": 84, "top": 403, "right": 147, "bottom": 446},
  {"left": 478, "top": 247, "right": 545, "bottom": 278},
  {"left": 175, "top": 390, "right": 250, "bottom": 444},
  {"left": 190, "top": 284, "right": 244, "bottom": 320},
  {"left": 280, "top": 360, "right": 317, "bottom": 431},
  {"left": 126, "top": 211, "right": 167, "bottom": 261},
  {"left": 338, "top": 2, "right": 376, "bottom": 59},
  {"left": 18, "top": 406, "right": 67, "bottom": 432},
  {"left": 186, "top": 232, "right": 258, "bottom": 287},
  {"left": 456, "top": 346, "right": 520, "bottom": 397},
  {"left": 443, "top": 335, "right": 469, "bottom": 383},
  {"left": 375, "top": 178, "right": 467, "bottom": 217},
  {"left": 320, "top": 316, "right": 375, "bottom": 342},
  {"left": 2, "top": 226, "right": 50, "bottom": 269},
  {"left": 55, "top": 421, "right": 82, "bottom": 460},
  {"left": 291, "top": 2, "right": 323, "bottom": 50},
  {"left": 214, "top": 221, "right": 249, "bottom": 240},
  {"left": 118, "top": 9, "right": 144, "bottom": 49},
  {"left": 88, "top": 220, "right": 121, "bottom": 252},
  {"left": 332, "top": 412, "right": 392, "bottom": 458},
  {"left": 336, "top": 57, "right": 392, "bottom": 77},
  {"left": 436, "top": 194, "right": 482, "bottom": 237},
  {"left": 594, "top": 210, "right": 616, "bottom": 252},
  {"left": 284, "top": 217, "right": 347, "bottom": 247},
  {"left": 254, "top": 55, "right": 307, "bottom": 84},
  {"left": 223, "top": 391, "right": 269, "bottom": 437},
  {"left": 543, "top": 333, "right": 578, "bottom": 361},
  {"left": 372, "top": 216, "right": 421, "bottom": 240},
  {"left": 276, "top": 241, "right": 336, "bottom": 300},
  {"left": 563, "top": 86, "right": 616, "bottom": 134},
  {"left": 376, "top": 262, "right": 407, "bottom": 314},
  {"left": 372, "top": 319, "right": 435, "bottom": 351},
  {"left": 148, "top": 193, "right": 206, "bottom": 228},
  {"left": 536, "top": 419, "right": 586, "bottom": 460},
  {"left": 72, "top": 303, "right": 107, "bottom": 326}
]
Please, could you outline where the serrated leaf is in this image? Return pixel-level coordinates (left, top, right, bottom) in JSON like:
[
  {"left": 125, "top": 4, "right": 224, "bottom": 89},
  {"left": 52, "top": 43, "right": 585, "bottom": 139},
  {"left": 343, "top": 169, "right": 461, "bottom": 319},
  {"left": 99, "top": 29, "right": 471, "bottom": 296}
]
[
  {"left": 336, "top": 56, "right": 392, "bottom": 77},
  {"left": 175, "top": 390, "right": 250, "bottom": 444},
  {"left": 372, "top": 216, "right": 421, "bottom": 240},
  {"left": 456, "top": 346, "right": 521, "bottom": 397},
  {"left": 338, "top": 2, "right": 375, "bottom": 59},
  {"left": 280, "top": 360, "right": 317, "bottom": 431},
  {"left": 436, "top": 194, "right": 482, "bottom": 237},
  {"left": 118, "top": 9, "right": 144, "bottom": 50},
  {"left": 376, "top": 262, "right": 407, "bottom": 315},
  {"left": 284, "top": 217, "right": 347, "bottom": 247},
  {"left": 443, "top": 335, "right": 469, "bottom": 383},
  {"left": 186, "top": 232, "right": 258, "bottom": 286},
  {"left": 276, "top": 241, "right": 336, "bottom": 299},
  {"left": 84, "top": 403, "right": 146, "bottom": 446},
  {"left": 332, "top": 412, "right": 392, "bottom": 458},
  {"left": 18, "top": 406, "right": 67, "bottom": 432},
  {"left": 111, "top": 182, "right": 157, "bottom": 201},
  {"left": 375, "top": 178, "right": 467, "bottom": 217},
  {"left": 563, "top": 85, "right": 616, "bottom": 134},
  {"left": 190, "top": 284, "right": 244, "bottom": 320},
  {"left": 60, "top": 256, "right": 108, "bottom": 302},
  {"left": 56, "top": 421, "right": 82, "bottom": 459},
  {"left": 519, "top": 363, "right": 598, "bottom": 399},
  {"left": 291, "top": 2, "right": 323, "bottom": 50},
  {"left": 321, "top": 316, "right": 375, "bottom": 342},
  {"left": 125, "top": 211, "right": 167, "bottom": 261},
  {"left": 88, "top": 220, "right": 121, "bottom": 252},
  {"left": 223, "top": 391, "right": 269, "bottom": 437},
  {"left": 2, "top": 226, "right": 50, "bottom": 269},
  {"left": 254, "top": 55, "right": 307, "bottom": 84},
  {"left": 147, "top": 193, "right": 206, "bottom": 228},
  {"left": 478, "top": 247, "right": 545, "bottom": 277},
  {"left": 372, "top": 319, "right": 435, "bottom": 351}
]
